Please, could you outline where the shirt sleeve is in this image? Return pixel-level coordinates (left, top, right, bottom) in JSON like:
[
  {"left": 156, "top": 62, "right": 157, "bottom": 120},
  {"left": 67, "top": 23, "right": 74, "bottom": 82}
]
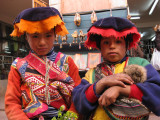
[
  {"left": 129, "top": 84, "right": 143, "bottom": 101},
  {"left": 66, "top": 56, "right": 81, "bottom": 114},
  {"left": 67, "top": 56, "right": 81, "bottom": 86},
  {"left": 131, "top": 64, "right": 160, "bottom": 116},
  {"left": 5, "top": 66, "right": 29, "bottom": 120},
  {"left": 72, "top": 69, "right": 99, "bottom": 115}
]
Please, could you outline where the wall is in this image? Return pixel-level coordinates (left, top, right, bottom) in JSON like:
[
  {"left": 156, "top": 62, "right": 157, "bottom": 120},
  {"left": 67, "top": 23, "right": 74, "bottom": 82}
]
[
  {"left": 49, "top": 0, "right": 128, "bottom": 14},
  {"left": 56, "top": 8, "right": 128, "bottom": 44}
]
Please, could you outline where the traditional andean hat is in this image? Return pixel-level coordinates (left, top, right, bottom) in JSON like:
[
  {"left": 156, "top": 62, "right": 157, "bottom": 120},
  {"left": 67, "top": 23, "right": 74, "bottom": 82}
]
[
  {"left": 10, "top": 7, "right": 68, "bottom": 37},
  {"left": 85, "top": 17, "right": 141, "bottom": 49}
]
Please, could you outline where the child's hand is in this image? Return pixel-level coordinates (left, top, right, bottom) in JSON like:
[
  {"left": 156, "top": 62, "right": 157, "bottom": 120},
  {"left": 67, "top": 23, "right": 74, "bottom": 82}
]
[
  {"left": 104, "top": 73, "right": 134, "bottom": 87},
  {"left": 96, "top": 73, "right": 133, "bottom": 94},
  {"left": 98, "top": 86, "right": 121, "bottom": 107},
  {"left": 98, "top": 85, "right": 131, "bottom": 107}
]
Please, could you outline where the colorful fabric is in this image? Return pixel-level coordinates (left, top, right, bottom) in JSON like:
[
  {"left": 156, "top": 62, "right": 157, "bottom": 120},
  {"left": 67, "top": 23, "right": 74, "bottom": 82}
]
[
  {"left": 5, "top": 51, "right": 81, "bottom": 120},
  {"left": 93, "top": 57, "right": 149, "bottom": 120},
  {"left": 85, "top": 17, "right": 141, "bottom": 49},
  {"left": 46, "top": 49, "right": 57, "bottom": 62},
  {"left": 72, "top": 57, "right": 160, "bottom": 119},
  {"left": 17, "top": 52, "right": 74, "bottom": 118},
  {"left": 21, "top": 83, "right": 48, "bottom": 118},
  {"left": 10, "top": 7, "right": 69, "bottom": 37}
]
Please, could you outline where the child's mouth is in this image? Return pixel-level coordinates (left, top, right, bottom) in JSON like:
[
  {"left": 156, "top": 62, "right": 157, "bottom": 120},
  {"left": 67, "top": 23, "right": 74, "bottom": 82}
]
[{"left": 108, "top": 52, "right": 117, "bottom": 55}]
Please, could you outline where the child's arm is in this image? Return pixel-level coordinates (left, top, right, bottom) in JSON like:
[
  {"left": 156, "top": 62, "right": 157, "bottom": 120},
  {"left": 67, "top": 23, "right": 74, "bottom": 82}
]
[
  {"left": 130, "top": 64, "right": 160, "bottom": 116},
  {"left": 98, "top": 85, "right": 131, "bottom": 106},
  {"left": 72, "top": 70, "right": 134, "bottom": 115},
  {"left": 5, "top": 66, "right": 29, "bottom": 120},
  {"left": 99, "top": 64, "right": 160, "bottom": 116},
  {"left": 67, "top": 56, "right": 81, "bottom": 87},
  {"left": 95, "top": 73, "right": 133, "bottom": 95},
  {"left": 66, "top": 56, "right": 81, "bottom": 116},
  {"left": 72, "top": 69, "right": 99, "bottom": 115}
]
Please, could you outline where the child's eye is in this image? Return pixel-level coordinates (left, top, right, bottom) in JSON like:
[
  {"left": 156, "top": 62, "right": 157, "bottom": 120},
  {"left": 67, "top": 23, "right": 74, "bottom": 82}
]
[
  {"left": 116, "top": 40, "right": 122, "bottom": 44},
  {"left": 46, "top": 34, "right": 52, "bottom": 37},
  {"left": 104, "top": 41, "right": 109, "bottom": 44},
  {"left": 32, "top": 35, "right": 39, "bottom": 38}
]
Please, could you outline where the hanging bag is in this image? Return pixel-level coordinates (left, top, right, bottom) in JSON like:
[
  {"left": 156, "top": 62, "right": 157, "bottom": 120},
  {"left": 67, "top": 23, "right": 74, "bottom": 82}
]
[{"left": 151, "top": 48, "right": 160, "bottom": 70}]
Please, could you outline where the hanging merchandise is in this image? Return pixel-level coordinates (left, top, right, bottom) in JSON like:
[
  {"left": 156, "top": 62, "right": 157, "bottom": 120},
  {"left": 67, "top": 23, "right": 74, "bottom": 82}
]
[
  {"left": 74, "top": 13, "right": 81, "bottom": 26},
  {"left": 60, "top": 43, "right": 62, "bottom": 49},
  {"left": 69, "top": 43, "right": 72, "bottom": 47},
  {"left": 61, "top": 35, "right": 67, "bottom": 43},
  {"left": 79, "top": 30, "right": 86, "bottom": 42},
  {"left": 79, "top": 43, "right": 81, "bottom": 49},
  {"left": 71, "top": 30, "right": 78, "bottom": 43},
  {"left": 91, "top": 10, "right": 97, "bottom": 24},
  {"left": 55, "top": 35, "right": 59, "bottom": 44}
]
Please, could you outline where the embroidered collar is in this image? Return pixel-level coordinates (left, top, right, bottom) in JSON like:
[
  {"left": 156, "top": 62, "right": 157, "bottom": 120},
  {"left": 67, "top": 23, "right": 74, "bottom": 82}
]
[{"left": 31, "top": 47, "right": 57, "bottom": 61}]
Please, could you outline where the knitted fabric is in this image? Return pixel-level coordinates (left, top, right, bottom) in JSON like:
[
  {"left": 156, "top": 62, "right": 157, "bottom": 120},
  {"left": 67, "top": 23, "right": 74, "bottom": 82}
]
[
  {"left": 85, "top": 17, "right": 141, "bottom": 49},
  {"left": 13, "top": 52, "right": 75, "bottom": 118},
  {"left": 10, "top": 7, "right": 68, "bottom": 37}
]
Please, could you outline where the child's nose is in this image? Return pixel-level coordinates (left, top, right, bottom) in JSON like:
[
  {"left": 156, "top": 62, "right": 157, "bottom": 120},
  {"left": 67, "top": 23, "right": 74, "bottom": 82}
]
[
  {"left": 110, "top": 43, "right": 116, "bottom": 48},
  {"left": 39, "top": 37, "right": 46, "bottom": 45}
]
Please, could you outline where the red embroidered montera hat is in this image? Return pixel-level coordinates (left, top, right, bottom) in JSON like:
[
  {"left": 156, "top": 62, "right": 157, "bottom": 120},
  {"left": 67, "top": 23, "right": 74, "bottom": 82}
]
[
  {"left": 10, "top": 7, "right": 69, "bottom": 37},
  {"left": 85, "top": 17, "right": 141, "bottom": 50}
]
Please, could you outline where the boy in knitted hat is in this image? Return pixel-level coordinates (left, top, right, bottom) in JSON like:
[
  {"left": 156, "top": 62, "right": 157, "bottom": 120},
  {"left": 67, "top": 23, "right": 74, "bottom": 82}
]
[
  {"left": 72, "top": 17, "right": 160, "bottom": 120},
  {"left": 5, "top": 7, "right": 81, "bottom": 120}
]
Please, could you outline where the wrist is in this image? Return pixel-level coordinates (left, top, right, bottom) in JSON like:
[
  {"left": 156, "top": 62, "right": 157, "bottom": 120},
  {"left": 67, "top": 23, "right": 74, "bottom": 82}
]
[
  {"left": 119, "top": 85, "right": 131, "bottom": 97},
  {"left": 96, "top": 78, "right": 106, "bottom": 94}
]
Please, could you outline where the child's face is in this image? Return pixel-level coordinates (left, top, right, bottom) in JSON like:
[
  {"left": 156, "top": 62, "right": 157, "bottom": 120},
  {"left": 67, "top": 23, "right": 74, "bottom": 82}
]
[
  {"left": 100, "top": 36, "right": 127, "bottom": 63},
  {"left": 26, "top": 30, "right": 56, "bottom": 56}
]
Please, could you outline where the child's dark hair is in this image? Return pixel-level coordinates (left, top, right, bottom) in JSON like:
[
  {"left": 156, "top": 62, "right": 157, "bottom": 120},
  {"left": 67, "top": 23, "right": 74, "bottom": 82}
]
[
  {"left": 89, "top": 34, "right": 102, "bottom": 49},
  {"left": 155, "top": 31, "right": 160, "bottom": 51},
  {"left": 90, "top": 34, "right": 133, "bottom": 49},
  {"left": 124, "top": 34, "right": 134, "bottom": 49}
]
